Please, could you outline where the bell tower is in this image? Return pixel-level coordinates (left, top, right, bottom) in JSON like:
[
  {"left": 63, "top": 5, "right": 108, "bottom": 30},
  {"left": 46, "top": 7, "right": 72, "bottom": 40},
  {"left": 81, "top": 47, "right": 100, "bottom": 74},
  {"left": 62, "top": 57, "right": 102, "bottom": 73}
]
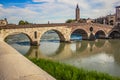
[{"left": 76, "top": 4, "right": 80, "bottom": 21}]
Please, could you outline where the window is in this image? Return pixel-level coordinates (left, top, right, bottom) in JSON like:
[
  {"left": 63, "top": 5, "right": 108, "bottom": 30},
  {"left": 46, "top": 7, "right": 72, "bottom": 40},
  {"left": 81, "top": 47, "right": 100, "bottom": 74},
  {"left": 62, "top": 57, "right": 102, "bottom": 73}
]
[{"left": 117, "top": 18, "right": 120, "bottom": 21}]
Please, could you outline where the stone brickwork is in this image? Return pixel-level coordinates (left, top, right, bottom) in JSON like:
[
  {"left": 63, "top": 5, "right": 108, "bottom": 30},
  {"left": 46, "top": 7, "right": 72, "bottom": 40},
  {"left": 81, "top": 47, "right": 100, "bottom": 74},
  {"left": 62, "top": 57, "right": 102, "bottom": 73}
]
[{"left": 0, "top": 23, "right": 116, "bottom": 45}]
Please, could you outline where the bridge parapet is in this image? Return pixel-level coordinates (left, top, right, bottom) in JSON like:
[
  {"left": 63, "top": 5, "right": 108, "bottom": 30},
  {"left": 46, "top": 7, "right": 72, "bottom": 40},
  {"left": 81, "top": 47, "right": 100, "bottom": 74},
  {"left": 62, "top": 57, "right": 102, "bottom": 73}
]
[{"left": 0, "top": 23, "right": 113, "bottom": 29}]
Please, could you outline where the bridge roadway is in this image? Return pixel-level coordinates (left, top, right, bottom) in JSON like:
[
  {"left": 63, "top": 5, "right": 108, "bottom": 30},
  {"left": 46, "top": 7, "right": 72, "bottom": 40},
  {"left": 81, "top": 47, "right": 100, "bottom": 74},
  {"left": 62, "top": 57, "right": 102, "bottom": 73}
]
[
  {"left": 0, "top": 41, "right": 56, "bottom": 80},
  {"left": 0, "top": 23, "right": 114, "bottom": 46}
]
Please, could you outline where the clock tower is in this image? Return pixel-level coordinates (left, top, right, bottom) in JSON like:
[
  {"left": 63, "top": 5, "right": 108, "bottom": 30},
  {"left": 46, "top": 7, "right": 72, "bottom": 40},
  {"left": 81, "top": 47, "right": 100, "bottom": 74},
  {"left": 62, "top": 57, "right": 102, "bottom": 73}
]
[{"left": 76, "top": 4, "right": 80, "bottom": 21}]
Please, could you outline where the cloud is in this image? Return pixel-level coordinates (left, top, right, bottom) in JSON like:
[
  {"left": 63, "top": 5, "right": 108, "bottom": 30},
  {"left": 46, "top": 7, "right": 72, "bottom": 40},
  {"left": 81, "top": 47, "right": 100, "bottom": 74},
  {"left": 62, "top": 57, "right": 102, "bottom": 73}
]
[
  {"left": 0, "top": 4, "right": 3, "bottom": 7},
  {"left": 57, "top": 0, "right": 90, "bottom": 9},
  {"left": 25, "top": 2, "right": 74, "bottom": 23},
  {"left": 0, "top": 0, "right": 120, "bottom": 24},
  {"left": 0, "top": 2, "right": 74, "bottom": 24},
  {"left": 32, "top": 0, "right": 55, "bottom": 3},
  {"left": 0, "top": 6, "right": 39, "bottom": 24},
  {"left": 91, "top": 0, "right": 120, "bottom": 17}
]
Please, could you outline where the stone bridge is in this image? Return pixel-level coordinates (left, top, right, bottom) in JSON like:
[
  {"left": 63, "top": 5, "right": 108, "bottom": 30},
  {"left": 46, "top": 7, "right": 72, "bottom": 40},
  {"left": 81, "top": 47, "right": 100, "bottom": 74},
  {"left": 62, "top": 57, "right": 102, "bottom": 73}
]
[{"left": 0, "top": 23, "right": 119, "bottom": 46}]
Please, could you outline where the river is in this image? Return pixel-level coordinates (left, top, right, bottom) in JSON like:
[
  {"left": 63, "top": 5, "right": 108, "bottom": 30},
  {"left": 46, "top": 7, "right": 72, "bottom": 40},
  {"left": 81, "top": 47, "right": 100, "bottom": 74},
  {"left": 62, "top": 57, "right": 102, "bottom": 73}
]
[{"left": 5, "top": 32, "right": 120, "bottom": 77}]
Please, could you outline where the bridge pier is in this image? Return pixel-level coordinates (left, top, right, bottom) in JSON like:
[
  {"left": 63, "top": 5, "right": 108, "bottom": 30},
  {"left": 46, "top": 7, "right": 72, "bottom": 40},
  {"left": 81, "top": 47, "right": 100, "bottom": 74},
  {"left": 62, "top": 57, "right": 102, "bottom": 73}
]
[
  {"left": 60, "top": 40, "right": 71, "bottom": 43},
  {"left": 30, "top": 40, "right": 40, "bottom": 46},
  {"left": 88, "top": 33, "right": 96, "bottom": 41}
]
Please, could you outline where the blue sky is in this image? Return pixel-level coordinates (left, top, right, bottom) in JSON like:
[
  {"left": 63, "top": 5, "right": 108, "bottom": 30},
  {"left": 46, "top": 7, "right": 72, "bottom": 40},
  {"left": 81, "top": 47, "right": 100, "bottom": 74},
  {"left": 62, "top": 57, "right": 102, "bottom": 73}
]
[{"left": 0, "top": 0, "right": 120, "bottom": 24}]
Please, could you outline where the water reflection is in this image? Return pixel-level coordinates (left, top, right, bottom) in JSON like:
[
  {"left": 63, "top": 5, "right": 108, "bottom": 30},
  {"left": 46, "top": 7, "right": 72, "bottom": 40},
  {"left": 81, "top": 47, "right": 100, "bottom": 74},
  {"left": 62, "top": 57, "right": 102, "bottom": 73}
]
[
  {"left": 108, "top": 40, "right": 120, "bottom": 65},
  {"left": 71, "top": 41, "right": 88, "bottom": 53},
  {"left": 95, "top": 39, "right": 105, "bottom": 48},
  {"left": 8, "top": 42, "right": 30, "bottom": 55},
  {"left": 25, "top": 46, "right": 40, "bottom": 58},
  {"left": 89, "top": 41, "right": 95, "bottom": 52},
  {"left": 25, "top": 40, "right": 119, "bottom": 62},
  {"left": 5, "top": 39, "right": 120, "bottom": 77},
  {"left": 25, "top": 42, "right": 65, "bottom": 59}
]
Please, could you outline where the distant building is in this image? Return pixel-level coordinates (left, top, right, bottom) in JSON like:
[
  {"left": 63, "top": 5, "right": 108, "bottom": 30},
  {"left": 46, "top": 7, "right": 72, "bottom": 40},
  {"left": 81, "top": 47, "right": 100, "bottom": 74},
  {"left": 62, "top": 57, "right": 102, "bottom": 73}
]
[
  {"left": 86, "top": 18, "right": 94, "bottom": 23},
  {"left": 106, "top": 14, "right": 116, "bottom": 25},
  {"left": 95, "top": 14, "right": 116, "bottom": 25},
  {"left": 116, "top": 6, "right": 120, "bottom": 26},
  {"left": 75, "top": 4, "right": 80, "bottom": 21},
  {"left": 0, "top": 18, "right": 8, "bottom": 26},
  {"left": 95, "top": 6, "right": 120, "bottom": 26},
  {"left": 75, "top": 4, "right": 93, "bottom": 23},
  {"left": 95, "top": 17, "right": 105, "bottom": 24}
]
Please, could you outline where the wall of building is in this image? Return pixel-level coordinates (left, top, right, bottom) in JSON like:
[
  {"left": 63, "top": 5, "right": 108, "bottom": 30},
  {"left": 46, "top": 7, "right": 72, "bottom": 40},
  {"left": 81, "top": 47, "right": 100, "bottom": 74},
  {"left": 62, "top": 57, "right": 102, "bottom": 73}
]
[
  {"left": 0, "top": 18, "right": 8, "bottom": 26},
  {"left": 116, "top": 6, "right": 120, "bottom": 25}
]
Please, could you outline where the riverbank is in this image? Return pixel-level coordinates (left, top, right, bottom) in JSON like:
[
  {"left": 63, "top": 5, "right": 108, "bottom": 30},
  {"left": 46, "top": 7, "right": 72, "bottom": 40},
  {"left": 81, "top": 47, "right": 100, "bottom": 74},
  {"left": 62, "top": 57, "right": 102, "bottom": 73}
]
[
  {"left": 0, "top": 41, "right": 55, "bottom": 80},
  {"left": 30, "top": 58, "right": 120, "bottom": 80}
]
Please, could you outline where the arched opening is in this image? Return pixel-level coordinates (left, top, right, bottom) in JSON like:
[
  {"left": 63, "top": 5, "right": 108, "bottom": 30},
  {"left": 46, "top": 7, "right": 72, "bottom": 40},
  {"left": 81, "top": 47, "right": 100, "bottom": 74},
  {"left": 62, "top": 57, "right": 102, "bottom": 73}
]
[
  {"left": 38, "top": 30, "right": 66, "bottom": 57},
  {"left": 110, "top": 20, "right": 114, "bottom": 25},
  {"left": 71, "top": 29, "right": 88, "bottom": 41},
  {"left": 108, "top": 31, "right": 120, "bottom": 39},
  {"left": 95, "top": 30, "right": 106, "bottom": 39},
  {"left": 4, "top": 33, "right": 31, "bottom": 55},
  {"left": 40, "top": 30, "right": 65, "bottom": 42}
]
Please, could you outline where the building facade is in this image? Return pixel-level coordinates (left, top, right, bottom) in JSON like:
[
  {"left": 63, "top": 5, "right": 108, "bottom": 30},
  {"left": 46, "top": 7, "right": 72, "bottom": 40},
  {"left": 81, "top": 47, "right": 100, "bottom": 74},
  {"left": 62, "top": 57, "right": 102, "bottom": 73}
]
[
  {"left": 0, "top": 18, "right": 8, "bottom": 26},
  {"left": 95, "top": 6, "right": 120, "bottom": 26},
  {"left": 116, "top": 6, "right": 120, "bottom": 26},
  {"left": 106, "top": 14, "right": 116, "bottom": 25}
]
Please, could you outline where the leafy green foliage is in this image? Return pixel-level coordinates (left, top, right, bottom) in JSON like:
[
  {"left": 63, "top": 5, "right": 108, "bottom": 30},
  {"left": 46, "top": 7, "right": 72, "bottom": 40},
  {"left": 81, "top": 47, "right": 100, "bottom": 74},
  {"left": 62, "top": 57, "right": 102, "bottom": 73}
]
[
  {"left": 66, "top": 19, "right": 75, "bottom": 23},
  {"left": 29, "top": 58, "right": 120, "bottom": 80},
  {"left": 18, "top": 20, "right": 30, "bottom": 25}
]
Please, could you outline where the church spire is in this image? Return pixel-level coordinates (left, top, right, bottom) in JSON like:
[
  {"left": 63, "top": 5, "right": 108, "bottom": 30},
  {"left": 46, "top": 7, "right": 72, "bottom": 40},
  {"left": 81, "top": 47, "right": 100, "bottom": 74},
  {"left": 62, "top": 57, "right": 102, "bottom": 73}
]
[
  {"left": 76, "top": 4, "right": 79, "bottom": 9},
  {"left": 76, "top": 4, "right": 80, "bottom": 21}
]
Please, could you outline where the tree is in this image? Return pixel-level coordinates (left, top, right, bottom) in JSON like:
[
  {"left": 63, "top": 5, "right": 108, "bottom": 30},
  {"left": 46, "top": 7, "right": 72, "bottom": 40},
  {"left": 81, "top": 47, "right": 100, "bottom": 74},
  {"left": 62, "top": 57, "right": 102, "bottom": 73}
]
[
  {"left": 66, "top": 19, "right": 75, "bottom": 23},
  {"left": 19, "top": 20, "right": 25, "bottom": 25},
  {"left": 25, "top": 21, "right": 29, "bottom": 24},
  {"left": 18, "top": 20, "right": 30, "bottom": 25}
]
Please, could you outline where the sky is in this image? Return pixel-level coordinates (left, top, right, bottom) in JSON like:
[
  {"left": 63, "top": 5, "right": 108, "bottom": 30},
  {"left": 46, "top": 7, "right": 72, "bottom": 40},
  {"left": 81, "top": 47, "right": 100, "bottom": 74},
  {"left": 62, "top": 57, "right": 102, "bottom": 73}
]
[{"left": 0, "top": 0, "right": 120, "bottom": 24}]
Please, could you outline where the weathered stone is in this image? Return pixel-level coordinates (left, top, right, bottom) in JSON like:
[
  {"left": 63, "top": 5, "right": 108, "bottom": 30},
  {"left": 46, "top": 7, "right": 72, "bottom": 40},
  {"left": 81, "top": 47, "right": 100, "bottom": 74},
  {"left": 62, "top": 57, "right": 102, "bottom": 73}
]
[{"left": 0, "top": 23, "right": 119, "bottom": 44}]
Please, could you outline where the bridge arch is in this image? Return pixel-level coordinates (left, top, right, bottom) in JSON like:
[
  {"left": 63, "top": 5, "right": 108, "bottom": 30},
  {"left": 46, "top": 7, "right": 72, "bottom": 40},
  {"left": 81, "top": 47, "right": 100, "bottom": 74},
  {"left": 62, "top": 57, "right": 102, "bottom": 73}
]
[
  {"left": 4, "top": 32, "right": 33, "bottom": 45},
  {"left": 108, "top": 30, "right": 120, "bottom": 39},
  {"left": 39, "top": 29, "right": 66, "bottom": 42},
  {"left": 71, "top": 28, "right": 88, "bottom": 40},
  {"left": 95, "top": 30, "right": 106, "bottom": 39}
]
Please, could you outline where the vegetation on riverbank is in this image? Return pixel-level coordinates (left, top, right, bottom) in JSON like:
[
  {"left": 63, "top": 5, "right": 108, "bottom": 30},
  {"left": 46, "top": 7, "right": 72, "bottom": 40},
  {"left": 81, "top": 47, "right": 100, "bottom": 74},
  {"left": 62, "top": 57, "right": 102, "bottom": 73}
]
[{"left": 29, "top": 58, "right": 120, "bottom": 80}]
